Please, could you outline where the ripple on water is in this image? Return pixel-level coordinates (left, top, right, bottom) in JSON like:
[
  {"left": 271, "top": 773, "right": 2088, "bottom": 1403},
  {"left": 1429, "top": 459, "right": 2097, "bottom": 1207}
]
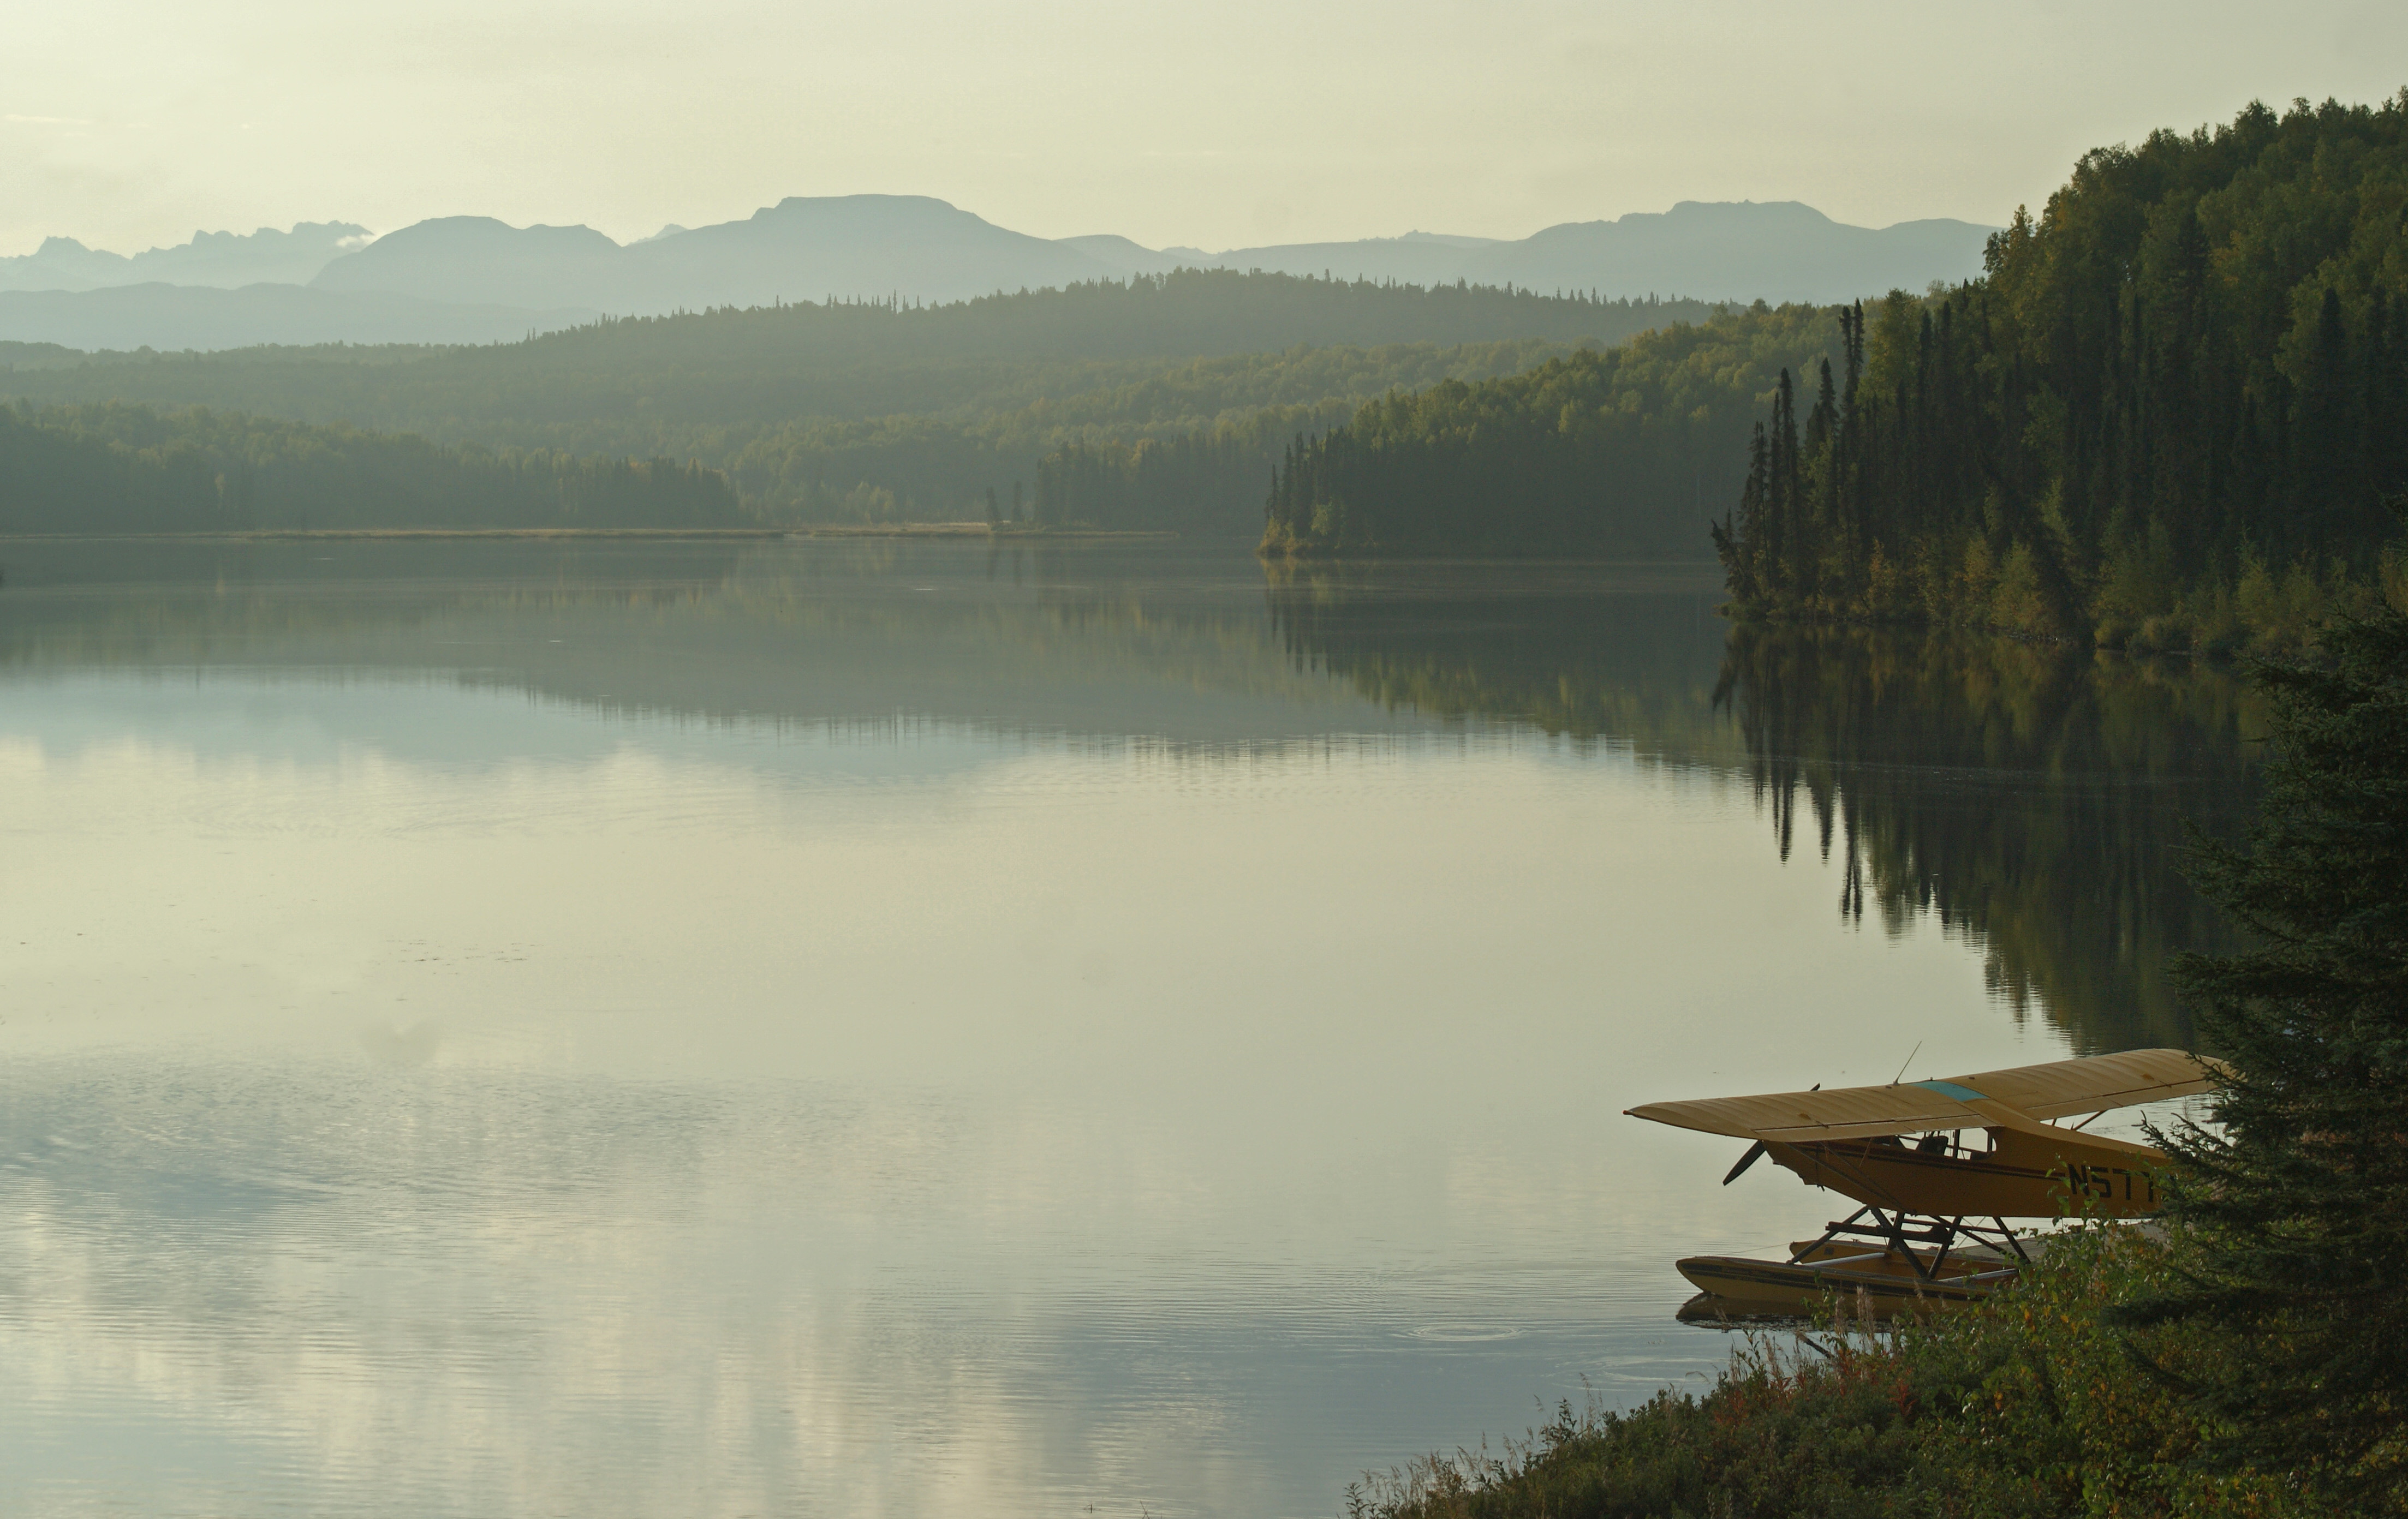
[{"left": 1403, "top": 1324, "right": 1525, "bottom": 1343}]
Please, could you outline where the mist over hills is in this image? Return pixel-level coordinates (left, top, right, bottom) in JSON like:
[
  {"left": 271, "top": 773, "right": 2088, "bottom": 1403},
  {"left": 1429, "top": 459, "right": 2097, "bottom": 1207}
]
[
  {"left": 0, "top": 284, "right": 600, "bottom": 351},
  {"left": 0, "top": 196, "right": 1993, "bottom": 352}
]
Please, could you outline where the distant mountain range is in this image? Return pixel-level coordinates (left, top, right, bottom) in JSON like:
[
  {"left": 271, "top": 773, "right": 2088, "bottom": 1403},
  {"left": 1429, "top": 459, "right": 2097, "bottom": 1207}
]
[
  {"left": 0, "top": 223, "right": 372, "bottom": 294},
  {"left": 0, "top": 196, "right": 1994, "bottom": 352}
]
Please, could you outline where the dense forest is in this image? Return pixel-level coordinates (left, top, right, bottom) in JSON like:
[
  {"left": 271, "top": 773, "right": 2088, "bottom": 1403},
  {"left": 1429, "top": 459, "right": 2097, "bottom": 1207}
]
[
  {"left": 0, "top": 402, "right": 737, "bottom": 532},
  {"left": 1030, "top": 430, "right": 1272, "bottom": 534},
  {"left": 1715, "top": 94, "right": 2408, "bottom": 650},
  {"left": 1, "top": 274, "right": 1719, "bottom": 531},
  {"left": 1260, "top": 303, "right": 1841, "bottom": 557},
  {"left": 719, "top": 339, "right": 1565, "bottom": 529}
]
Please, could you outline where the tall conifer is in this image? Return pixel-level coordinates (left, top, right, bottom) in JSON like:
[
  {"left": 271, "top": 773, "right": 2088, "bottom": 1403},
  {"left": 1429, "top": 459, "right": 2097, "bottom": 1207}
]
[{"left": 2131, "top": 582, "right": 2408, "bottom": 1496}]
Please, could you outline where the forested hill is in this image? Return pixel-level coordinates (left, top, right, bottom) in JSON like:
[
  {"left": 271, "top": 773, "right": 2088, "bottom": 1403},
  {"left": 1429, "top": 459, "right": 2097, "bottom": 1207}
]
[
  {"left": 0, "top": 404, "right": 737, "bottom": 533},
  {"left": 0, "top": 273, "right": 1714, "bottom": 432},
  {"left": 2, "top": 273, "right": 1697, "bottom": 531},
  {"left": 1715, "top": 93, "right": 2408, "bottom": 651},
  {"left": 1260, "top": 303, "right": 1841, "bottom": 558}
]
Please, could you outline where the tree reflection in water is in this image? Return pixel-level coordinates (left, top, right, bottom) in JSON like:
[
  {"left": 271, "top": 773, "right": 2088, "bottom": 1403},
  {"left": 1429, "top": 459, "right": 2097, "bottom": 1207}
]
[
  {"left": 1265, "top": 561, "right": 2260, "bottom": 1054},
  {"left": 1711, "top": 625, "right": 2258, "bottom": 1052}
]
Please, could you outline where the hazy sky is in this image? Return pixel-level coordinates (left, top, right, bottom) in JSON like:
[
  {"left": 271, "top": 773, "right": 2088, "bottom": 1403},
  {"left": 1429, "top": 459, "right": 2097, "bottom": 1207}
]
[{"left": 7, "top": 0, "right": 2404, "bottom": 258}]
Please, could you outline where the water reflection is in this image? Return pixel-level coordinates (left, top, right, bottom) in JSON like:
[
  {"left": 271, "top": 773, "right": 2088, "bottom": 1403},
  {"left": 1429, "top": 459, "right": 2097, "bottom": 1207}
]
[
  {"left": 1260, "top": 562, "right": 2257, "bottom": 1052},
  {"left": 1260, "top": 557, "right": 1734, "bottom": 753},
  {"left": 1708, "top": 625, "right": 2258, "bottom": 1052},
  {"left": 0, "top": 539, "right": 2251, "bottom": 1517},
  {"left": 0, "top": 539, "right": 1421, "bottom": 749}
]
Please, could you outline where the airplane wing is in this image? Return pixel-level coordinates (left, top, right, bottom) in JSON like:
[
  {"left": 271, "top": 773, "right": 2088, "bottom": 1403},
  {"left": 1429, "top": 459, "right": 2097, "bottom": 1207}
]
[
  {"left": 1948, "top": 1048, "right": 2223, "bottom": 1120},
  {"left": 1625, "top": 1049, "right": 2220, "bottom": 1142},
  {"left": 1628, "top": 1083, "right": 1990, "bottom": 1142}
]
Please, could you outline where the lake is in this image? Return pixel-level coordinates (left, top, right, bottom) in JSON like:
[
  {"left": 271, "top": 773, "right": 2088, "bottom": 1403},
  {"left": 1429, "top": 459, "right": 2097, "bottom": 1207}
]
[{"left": 0, "top": 539, "right": 2256, "bottom": 1518}]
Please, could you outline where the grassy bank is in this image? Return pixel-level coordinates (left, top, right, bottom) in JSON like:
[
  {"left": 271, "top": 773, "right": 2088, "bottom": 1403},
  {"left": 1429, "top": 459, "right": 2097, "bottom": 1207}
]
[{"left": 1357, "top": 1226, "right": 2315, "bottom": 1518}]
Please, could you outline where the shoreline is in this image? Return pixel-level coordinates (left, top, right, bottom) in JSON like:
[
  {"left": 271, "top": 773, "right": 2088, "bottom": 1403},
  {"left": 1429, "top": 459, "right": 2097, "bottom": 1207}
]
[{"left": 0, "top": 525, "right": 1182, "bottom": 543}]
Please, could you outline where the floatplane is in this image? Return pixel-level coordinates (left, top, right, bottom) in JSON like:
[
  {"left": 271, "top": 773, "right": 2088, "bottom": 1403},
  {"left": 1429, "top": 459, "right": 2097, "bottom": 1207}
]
[{"left": 1626, "top": 1048, "right": 2219, "bottom": 1321}]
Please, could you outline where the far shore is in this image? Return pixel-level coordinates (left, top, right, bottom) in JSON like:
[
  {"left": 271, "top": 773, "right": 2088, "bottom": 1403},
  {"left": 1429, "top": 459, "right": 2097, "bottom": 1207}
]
[{"left": 0, "top": 525, "right": 1181, "bottom": 543}]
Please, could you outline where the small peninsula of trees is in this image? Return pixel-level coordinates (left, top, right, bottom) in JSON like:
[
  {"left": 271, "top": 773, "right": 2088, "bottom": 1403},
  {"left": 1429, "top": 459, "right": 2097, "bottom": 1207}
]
[
  {"left": 1715, "top": 93, "right": 2408, "bottom": 650},
  {"left": 0, "top": 402, "right": 738, "bottom": 532}
]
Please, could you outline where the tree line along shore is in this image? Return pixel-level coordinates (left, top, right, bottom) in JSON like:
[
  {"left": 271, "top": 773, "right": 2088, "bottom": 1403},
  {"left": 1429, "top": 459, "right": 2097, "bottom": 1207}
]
[
  {"left": 0, "top": 277, "right": 1713, "bottom": 535},
  {"left": 1269, "top": 94, "right": 2408, "bottom": 661}
]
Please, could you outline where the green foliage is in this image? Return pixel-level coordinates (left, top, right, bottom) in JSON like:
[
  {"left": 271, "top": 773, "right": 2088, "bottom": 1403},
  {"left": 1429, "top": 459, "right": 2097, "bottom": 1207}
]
[
  {"left": 1715, "top": 94, "right": 2408, "bottom": 644},
  {"left": 1031, "top": 429, "right": 1269, "bottom": 533},
  {"left": 2, "top": 274, "right": 1716, "bottom": 529},
  {"left": 725, "top": 340, "right": 1561, "bottom": 528},
  {"left": 1358, "top": 1228, "right": 2306, "bottom": 1519},
  {"left": 1262, "top": 303, "right": 1841, "bottom": 557},
  {"left": 2129, "top": 585, "right": 2408, "bottom": 1494},
  {"left": 0, "top": 402, "right": 737, "bottom": 531}
]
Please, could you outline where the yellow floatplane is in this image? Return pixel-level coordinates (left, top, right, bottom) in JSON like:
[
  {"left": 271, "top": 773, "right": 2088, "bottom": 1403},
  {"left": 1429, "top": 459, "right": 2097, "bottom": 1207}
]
[{"left": 1626, "top": 1048, "right": 2219, "bottom": 1320}]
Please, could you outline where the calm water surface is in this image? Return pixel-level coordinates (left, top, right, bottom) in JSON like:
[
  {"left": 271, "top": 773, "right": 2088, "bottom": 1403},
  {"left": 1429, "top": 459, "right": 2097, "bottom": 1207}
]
[{"left": 0, "top": 541, "right": 2255, "bottom": 1517}]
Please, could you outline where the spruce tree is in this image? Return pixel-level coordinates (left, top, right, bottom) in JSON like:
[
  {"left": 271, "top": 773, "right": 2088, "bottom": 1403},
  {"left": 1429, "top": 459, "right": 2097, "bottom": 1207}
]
[
  {"left": 1712, "top": 422, "right": 1773, "bottom": 607},
  {"left": 1772, "top": 368, "right": 1802, "bottom": 596},
  {"left": 2291, "top": 286, "right": 2360, "bottom": 547},
  {"left": 2136, "top": 577, "right": 2408, "bottom": 1494}
]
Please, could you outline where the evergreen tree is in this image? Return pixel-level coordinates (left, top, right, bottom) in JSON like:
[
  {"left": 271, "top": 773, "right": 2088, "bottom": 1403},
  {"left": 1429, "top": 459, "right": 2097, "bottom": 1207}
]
[
  {"left": 2130, "top": 575, "right": 2408, "bottom": 1496},
  {"left": 1770, "top": 368, "right": 1802, "bottom": 595},
  {"left": 1714, "top": 96, "right": 2406, "bottom": 642},
  {"left": 2292, "top": 285, "right": 2360, "bottom": 550},
  {"left": 1256, "top": 304, "right": 1845, "bottom": 558}
]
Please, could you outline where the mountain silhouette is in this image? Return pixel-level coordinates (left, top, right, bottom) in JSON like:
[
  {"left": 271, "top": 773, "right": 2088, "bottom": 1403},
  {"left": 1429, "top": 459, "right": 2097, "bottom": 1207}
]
[
  {"left": 0, "top": 223, "right": 371, "bottom": 294},
  {"left": 1177, "top": 207, "right": 1987, "bottom": 301},
  {"left": 1457, "top": 202, "right": 1991, "bottom": 303},
  {"left": 315, "top": 197, "right": 1994, "bottom": 313},
  {"left": 307, "top": 216, "right": 628, "bottom": 309},
  {"left": 0, "top": 197, "right": 1995, "bottom": 350},
  {"left": 310, "top": 196, "right": 1123, "bottom": 313},
  {"left": 305, "top": 196, "right": 1989, "bottom": 312}
]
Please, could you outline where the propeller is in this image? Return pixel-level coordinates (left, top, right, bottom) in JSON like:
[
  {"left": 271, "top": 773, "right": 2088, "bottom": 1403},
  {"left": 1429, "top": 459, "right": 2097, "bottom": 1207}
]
[
  {"left": 1721, "top": 1083, "right": 1817, "bottom": 1186},
  {"left": 1721, "top": 1142, "right": 1768, "bottom": 1186}
]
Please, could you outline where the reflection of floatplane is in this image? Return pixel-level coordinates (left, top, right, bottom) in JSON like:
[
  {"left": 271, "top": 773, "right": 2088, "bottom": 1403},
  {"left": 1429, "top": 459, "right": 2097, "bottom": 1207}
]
[{"left": 1626, "top": 1049, "right": 2219, "bottom": 1321}]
